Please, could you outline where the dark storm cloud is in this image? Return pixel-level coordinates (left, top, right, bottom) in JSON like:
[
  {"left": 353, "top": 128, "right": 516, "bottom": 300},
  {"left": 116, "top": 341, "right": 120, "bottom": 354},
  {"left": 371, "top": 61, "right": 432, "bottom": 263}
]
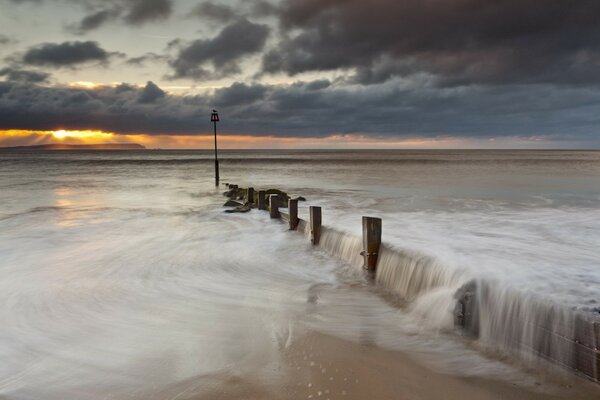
[
  {"left": 1, "top": 80, "right": 600, "bottom": 144},
  {"left": 263, "top": 0, "right": 600, "bottom": 86},
  {"left": 213, "top": 82, "right": 268, "bottom": 107},
  {"left": 248, "top": 1, "right": 279, "bottom": 18},
  {"left": 0, "top": 67, "right": 50, "bottom": 83},
  {"left": 301, "top": 79, "right": 330, "bottom": 91},
  {"left": 114, "top": 82, "right": 136, "bottom": 93},
  {"left": 0, "top": 80, "right": 203, "bottom": 134},
  {"left": 125, "top": 0, "right": 173, "bottom": 24},
  {"left": 136, "top": 81, "right": 165, "bottom": 103},
  {"left": 33, "top": 0, "right": 175, "bottom": 34},
  {"left": 189, "top": 1, "right": 279, "bottom": 22},
  {"left": 68, "top": 9, "right": 121, "bottom": 34},
  {"left": 190, "top": 1, "right": 238, "bottom": 23},
  {"left": 212, "top": 81, "right": 600, "bottom": 142},
  {"left": 22, "top": 41, "right": 115, "bottom": 67},
  {"left": 169, "top": 18, "right": 269, "bottom": 80}
]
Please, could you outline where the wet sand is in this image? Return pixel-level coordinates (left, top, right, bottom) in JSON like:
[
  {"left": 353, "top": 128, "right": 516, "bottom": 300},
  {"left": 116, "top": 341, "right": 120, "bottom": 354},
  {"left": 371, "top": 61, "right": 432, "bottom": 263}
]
[{"left": 148, "top": 332, "right": 600, "bottom": 400}]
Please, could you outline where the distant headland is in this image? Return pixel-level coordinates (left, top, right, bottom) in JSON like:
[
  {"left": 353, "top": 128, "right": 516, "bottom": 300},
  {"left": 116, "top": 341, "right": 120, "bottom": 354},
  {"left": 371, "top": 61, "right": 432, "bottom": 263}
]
[{"left": 0, "top": 143, "right": 146, "bottom": 150}]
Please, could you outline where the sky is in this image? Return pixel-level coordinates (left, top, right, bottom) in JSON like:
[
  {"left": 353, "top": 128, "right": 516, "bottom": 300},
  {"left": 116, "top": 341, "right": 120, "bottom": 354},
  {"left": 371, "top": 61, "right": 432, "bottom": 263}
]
[{"left": 0, "top": 0, "right": 599, "bottom": 149}]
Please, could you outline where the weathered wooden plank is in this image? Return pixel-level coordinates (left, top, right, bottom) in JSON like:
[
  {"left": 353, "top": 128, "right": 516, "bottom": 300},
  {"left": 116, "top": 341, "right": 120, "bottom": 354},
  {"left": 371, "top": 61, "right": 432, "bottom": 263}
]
[
  {"left": 257, "top": 190, "right": 266, "bottom": 210},
  {"left": 247, "top": 187, "right": 254, "bottom": 204},
  {"left": 269, "top": 195, "right": 280, "bottom": 218},
  {"left": 361, "top": 216, "right": 382, "bottom": 275},
  {"left": 574, "top": 315, "right": 597, "bottom": 348},
  {"left": 288, "top": 199, "right": 299, "bottom": 230},
  {"left": 595, "top": 321, "right": 600, "bottom": 381},
  {"left": 574, "top": 341, "right": 598, "bottom": 380},
  {"left": 573, "top": 316, "right": 600, "bottom": 381},
  {"left": 309, "top": 206, "right": 322, "bottom": 245},
  {"left": 453, "top": 280, "right": 479, "bottom": 336}
]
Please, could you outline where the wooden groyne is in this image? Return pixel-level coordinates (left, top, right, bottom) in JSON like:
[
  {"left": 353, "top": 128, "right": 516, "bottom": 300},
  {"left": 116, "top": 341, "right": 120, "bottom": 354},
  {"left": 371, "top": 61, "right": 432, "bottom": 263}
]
[{"left": 221, "top": 183, "right": 600, "bottom": 383}]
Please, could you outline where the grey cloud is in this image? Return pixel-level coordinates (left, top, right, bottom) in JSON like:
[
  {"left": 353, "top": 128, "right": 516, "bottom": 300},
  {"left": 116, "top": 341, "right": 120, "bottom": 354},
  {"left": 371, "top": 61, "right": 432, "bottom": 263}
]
[
  {"left": 0, "top": 34, "right": 17, "bottom": 46},
  {"left": 57, "top": 0, "right": 173, "bottom": 34},
  {"left": 190, "top": 1, "right": 237, "bottom": 23},
  {"left": 114, "top": 82, "right": 136, "bottom": 93},
  {"left": 125, "top": 0, "right": 173, "bottom": 24},
  {"left": 1, "top": 80, "right": 600, "bottom": 143},
  {"left": 0, "top": 80, "right": 203, "bottom": 134},
  {"left": 0, "top": 67, "right": 50, "bottom": 83},
  {"left": 303, "top": 79, "right": 330, "bottom": 91},
  {"left": 189, "top": 1, "right": 279, "bottom": 22},
  {"left": 247, "top": 1, "right": 279, "bottom": 18},
  {"left": 264, "top": 0, "right": 600, "bottom": 86},
  {"left": 211, "top": 81, "right": 600, "bottom": 141},
  {"left": 22, "top": 41, "right": 114, "bottom": 67},
  {"left": 213, "top": 82, "right": 268, "bottom": 107},
  {"left": 137, "top": 81, "right": 165, "bottom": 103},
  {"left": 126, "top": 52, "right": 167, "bottom": 66},
  {"left": 170, "top": 18, "right": 269, "bottom": 80},
  {"left": 68, "top": 9, "right": 121, "bottom": 34}
]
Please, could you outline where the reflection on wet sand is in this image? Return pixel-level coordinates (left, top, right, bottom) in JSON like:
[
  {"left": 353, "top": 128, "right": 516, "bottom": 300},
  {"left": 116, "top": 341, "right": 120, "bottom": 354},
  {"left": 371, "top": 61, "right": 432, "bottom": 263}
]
[{"left": 140, "top": 333, "right": 600, "bottom": 400}]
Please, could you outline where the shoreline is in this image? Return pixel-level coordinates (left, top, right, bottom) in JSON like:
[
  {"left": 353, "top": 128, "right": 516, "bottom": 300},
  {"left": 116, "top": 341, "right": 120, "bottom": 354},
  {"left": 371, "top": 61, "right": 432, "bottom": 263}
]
[{"left": 146, "top": 332, "right": 599, "bottom": 400}]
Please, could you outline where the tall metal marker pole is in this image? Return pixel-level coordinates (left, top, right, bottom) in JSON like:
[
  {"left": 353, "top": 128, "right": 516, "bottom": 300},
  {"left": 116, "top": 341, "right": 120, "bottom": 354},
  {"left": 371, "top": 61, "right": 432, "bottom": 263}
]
[{"left": 211, "top": 109, "right": 220, "bottom": 186}]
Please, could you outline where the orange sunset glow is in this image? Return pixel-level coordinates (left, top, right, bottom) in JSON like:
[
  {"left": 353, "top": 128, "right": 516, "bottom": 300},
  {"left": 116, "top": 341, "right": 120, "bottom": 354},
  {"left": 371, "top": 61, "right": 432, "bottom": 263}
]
[
  {"left": 0, "top": 129, "right": 545, "bottom": 149},
  {"left": 51, "top": 130, "right": 117, "bottom": 140}
]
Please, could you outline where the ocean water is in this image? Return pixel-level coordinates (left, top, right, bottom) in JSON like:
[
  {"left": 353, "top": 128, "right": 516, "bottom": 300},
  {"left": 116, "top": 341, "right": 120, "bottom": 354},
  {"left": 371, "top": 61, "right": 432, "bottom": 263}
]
[{"left": 0, "top": 149, "right": 598, "bottom": 398}]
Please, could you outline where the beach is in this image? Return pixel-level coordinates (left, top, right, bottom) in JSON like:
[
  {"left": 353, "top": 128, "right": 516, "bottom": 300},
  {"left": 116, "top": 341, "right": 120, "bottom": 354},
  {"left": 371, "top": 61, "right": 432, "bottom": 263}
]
[
  {"left": 0, "top": 149, "right": 598, "bottom": 399},
  {"left": 142, "top": 332, "right": 600, "bottom": 400}
]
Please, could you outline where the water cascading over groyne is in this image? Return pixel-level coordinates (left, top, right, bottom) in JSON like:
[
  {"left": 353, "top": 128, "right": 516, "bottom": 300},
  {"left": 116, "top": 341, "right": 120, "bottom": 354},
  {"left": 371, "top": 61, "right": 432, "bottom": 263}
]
[
  {"left": 313, "top": 225, "right": 599, "bottom": 381},
  {"left": 223, "top": 184, "right": 600, "bottom": 383},
  {"left": 456, "top": 279, "right": 599, "bottom": 380}
]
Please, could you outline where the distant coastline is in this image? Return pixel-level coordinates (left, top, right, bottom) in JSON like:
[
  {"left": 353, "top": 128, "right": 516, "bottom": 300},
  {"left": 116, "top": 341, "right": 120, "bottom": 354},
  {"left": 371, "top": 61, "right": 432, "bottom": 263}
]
[{"left": 0, "top": 143, "right": 146, "bottom": 150}]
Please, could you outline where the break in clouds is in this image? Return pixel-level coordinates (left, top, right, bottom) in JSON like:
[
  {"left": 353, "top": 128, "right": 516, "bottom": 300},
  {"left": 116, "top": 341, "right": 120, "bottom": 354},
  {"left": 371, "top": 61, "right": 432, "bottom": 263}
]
[{"left": 1, "top": 0, "right": 600, "bottom": 144}]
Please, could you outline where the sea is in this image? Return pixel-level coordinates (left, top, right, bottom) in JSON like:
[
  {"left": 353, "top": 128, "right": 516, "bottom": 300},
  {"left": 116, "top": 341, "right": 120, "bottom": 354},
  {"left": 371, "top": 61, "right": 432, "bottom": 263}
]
[{"left": 0, "top": 149, "right": 598, "bottom": 399}]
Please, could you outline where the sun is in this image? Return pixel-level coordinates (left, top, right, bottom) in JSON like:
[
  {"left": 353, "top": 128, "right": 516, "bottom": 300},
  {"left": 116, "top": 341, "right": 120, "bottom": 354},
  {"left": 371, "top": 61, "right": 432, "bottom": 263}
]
[
  {"left": 50, "top": 130, "right": 116, "bottom": 141},
  {"left": 52, "top": 130, "right": 70, "bottom": 139}
]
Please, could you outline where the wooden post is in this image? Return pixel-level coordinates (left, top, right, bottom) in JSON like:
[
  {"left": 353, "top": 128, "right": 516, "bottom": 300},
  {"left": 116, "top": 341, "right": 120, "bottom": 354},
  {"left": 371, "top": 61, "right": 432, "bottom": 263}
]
[
  {"left": 595, "top": 322, "right": 600, "bottom": 381},
  {"left": 309, "top": 206, "right": 322, "bottom": 245},
  {"left": 453, "top": 280, "right": 479, "bottom": 336},
  {"left": 247, "top": 187, "right": 254, "bottom": 204},
  {"left": 269, "top": 195, "right": 280, "bottom": 218},
  {"left": 288, "top": 199, "right": 299, "bottom": 230},
  {"left": 257, "top": 190, "right": 266, "bottom": 210},
  {"left": 361, "top": 216, "right": 382, "bottom": 275}
]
